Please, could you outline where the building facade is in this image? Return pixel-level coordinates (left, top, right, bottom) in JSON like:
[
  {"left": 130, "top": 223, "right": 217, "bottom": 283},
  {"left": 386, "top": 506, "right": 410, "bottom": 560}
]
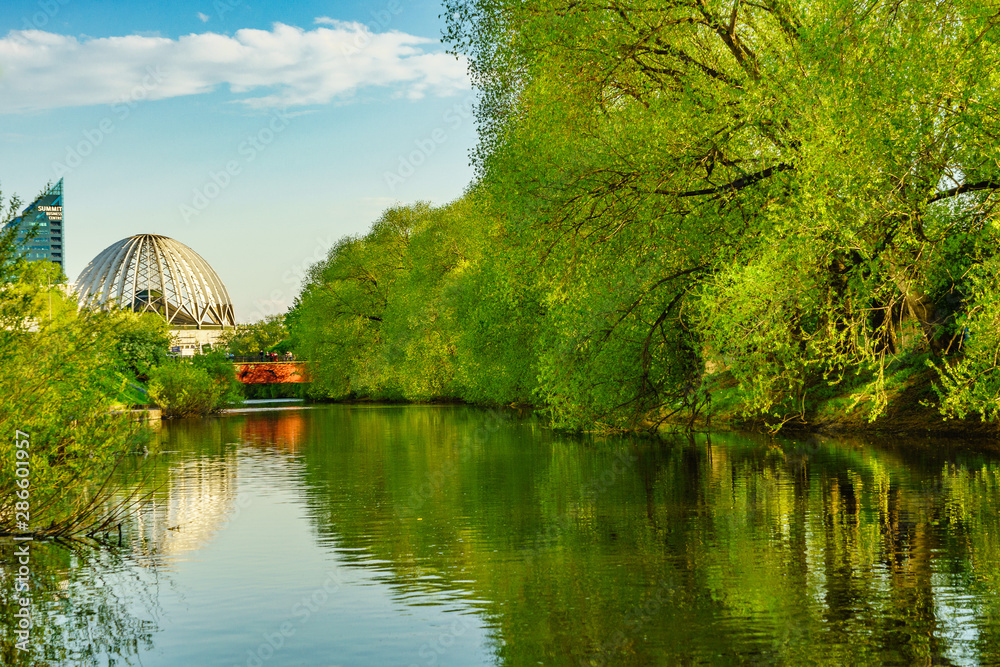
[{"left": 6, "top": 179, "right": 65, "bottom": 271}]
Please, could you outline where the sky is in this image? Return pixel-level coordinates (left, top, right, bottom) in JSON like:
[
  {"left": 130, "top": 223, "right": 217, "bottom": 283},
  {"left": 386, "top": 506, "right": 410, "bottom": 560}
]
[{"left": 0, "top": 0, "right": 477, "bottom": 321}]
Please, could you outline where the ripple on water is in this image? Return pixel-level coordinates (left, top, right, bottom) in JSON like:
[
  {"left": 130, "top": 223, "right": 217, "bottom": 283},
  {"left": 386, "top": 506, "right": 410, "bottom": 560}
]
[{"left": 21, "top": 408, "right": 1000, "bottom": 666}]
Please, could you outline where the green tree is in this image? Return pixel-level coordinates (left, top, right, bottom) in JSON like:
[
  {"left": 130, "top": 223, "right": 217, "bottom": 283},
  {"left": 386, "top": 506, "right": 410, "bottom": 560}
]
[
  {"left": 109, "top": 311, "right": 172, "bottom": 380},
  {"left": 444, "top": 0, "right": 1000, "bottom": 427},
  {"left": 378, "top": 199, "right": 482, "bottom": 401},
  {"left": 289, "top": 205, "right": 424, "bottom": 399},
  {"left": 288, "top": 197, "right": 539, "bottom": 407},
  {"left": 446, "top": 204, "right": 543, "bottom": 406},
  {"left": 217, "top": 314, "right": 288, "bottom": 356},
  {"left": 0, "top": 187, "right": 154, "bottom": 536}
]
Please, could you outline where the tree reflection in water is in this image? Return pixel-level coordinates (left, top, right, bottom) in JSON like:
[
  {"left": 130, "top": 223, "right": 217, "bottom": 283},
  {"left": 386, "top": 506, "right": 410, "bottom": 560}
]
[
  {"left": 3, "top": 406, "right": 1000, "bottom": 666},
  {"left": 0, "top": 538, "right": 164, "bottom": 665}
]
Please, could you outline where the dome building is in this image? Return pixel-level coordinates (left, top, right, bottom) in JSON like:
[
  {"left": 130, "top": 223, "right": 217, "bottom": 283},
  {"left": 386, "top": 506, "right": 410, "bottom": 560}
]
[{"left": 77, "top": 234, "right": 235, "bottom": 351}]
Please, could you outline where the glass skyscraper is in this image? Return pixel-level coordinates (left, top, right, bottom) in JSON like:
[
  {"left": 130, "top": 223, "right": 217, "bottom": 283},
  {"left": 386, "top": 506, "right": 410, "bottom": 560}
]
[{"left": 6, "top": 179, "right": 64, "bottom": 271}]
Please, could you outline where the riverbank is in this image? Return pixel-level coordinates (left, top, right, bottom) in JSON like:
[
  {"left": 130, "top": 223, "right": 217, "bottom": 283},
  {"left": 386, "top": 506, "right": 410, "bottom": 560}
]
[
  {"left": 287, "top": 371, "right": 998, "bottom": 439},
  {"left": 239, "top": 357, "right": 999, "bottom": 439},
  {"left": 700, "top": 366, "right": 1000, "bottom": 438}
]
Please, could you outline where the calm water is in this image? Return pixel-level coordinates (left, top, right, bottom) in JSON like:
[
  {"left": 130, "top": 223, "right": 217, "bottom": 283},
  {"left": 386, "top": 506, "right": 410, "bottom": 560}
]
[{"left": 4, "top": 404, "right": 1000, "bottom": 665}]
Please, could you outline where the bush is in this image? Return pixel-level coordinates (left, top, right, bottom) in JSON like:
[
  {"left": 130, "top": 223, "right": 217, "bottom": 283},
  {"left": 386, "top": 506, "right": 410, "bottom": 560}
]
[
  {"left": 148, "top": 354, "right": 241, "bottom": 418},
  {"left": 192, "top": 351, "right": 244, "bottom": 406}
]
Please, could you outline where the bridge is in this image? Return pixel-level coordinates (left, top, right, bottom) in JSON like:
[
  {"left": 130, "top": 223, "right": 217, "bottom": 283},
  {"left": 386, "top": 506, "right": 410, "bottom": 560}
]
[{"left": 233, "top": 361, "right": 309, "bottom": 384}]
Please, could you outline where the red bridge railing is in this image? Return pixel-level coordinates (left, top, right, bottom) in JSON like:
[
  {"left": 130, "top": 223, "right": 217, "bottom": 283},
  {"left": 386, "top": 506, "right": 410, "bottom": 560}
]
[{"left": 233, "top": 361, "right": 310, "bottom": 384}]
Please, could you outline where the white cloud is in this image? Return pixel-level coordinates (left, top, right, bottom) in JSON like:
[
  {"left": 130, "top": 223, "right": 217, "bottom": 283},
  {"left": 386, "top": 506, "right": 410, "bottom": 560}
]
[
  {"left": 0, "top": 22, "right": 470, "bottom": 113},
  {"left": 197, "top": 12, "right": 210, "bottom": 23}
]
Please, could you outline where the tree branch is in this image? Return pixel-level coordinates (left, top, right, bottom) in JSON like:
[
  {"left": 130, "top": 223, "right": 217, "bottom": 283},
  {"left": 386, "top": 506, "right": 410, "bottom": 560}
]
[
  {"left": 643, "top": 43, "right": 741, "bottom": 87},
  {"left": 655, "top": 162, "right": 793, "bottom": 198},
  {"left": 928, "top": 179, "right": 1000, "bottom": 204}
]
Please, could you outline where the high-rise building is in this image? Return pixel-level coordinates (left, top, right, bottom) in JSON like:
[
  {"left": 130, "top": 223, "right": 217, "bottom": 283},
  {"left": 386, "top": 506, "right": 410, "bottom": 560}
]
[{"left": 6, "top": 179, "right": 65, "bottom": 271}]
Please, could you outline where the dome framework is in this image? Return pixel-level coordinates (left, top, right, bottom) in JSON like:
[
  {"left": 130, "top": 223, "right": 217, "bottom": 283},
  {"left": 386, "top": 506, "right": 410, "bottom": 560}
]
[{"left": 76, "top": 234, "right": 235, "bottom": 328}]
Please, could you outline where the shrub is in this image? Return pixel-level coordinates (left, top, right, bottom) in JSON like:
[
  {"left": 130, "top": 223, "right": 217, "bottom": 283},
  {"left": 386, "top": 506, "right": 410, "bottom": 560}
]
[
  {"left": 192, "top": 351, "right": 244, "bottom": 407},
  {"left": 148, "top": 355, "right": 241, "bottom": 418}
]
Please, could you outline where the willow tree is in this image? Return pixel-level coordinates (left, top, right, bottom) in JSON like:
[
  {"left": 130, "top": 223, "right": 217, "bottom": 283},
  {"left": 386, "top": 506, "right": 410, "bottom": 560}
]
[{"left": 446, "top": 0, "right": 1000, "bottom": 426}]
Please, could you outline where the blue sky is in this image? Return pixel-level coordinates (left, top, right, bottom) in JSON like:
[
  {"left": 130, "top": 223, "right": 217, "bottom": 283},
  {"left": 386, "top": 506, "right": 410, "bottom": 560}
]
[{"left": 0, "top": 0, "right": 477, "bottom": 321}]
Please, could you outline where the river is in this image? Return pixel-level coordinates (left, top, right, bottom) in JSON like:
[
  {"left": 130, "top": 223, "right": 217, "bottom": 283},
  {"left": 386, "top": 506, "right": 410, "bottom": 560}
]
[{"left": 4, "top": 402, "right": 1000, "bottom": 665}]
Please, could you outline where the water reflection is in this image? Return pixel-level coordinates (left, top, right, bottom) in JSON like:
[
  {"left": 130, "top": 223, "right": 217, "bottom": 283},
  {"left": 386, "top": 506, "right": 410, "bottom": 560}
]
[
  {"left": 287, "top": 409, "right": 1000, "bottom": 665},
  {"left": 3, "top": 406, "right": 1000, "bottom": 665},
  {"left": 0, "top": 539, "right": 164, "bottom": 665}
]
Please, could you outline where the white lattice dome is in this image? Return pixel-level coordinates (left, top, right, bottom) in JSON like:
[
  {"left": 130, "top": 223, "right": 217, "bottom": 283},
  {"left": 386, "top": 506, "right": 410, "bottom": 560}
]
[{"left": 76, "top": 234, "right": 235, "bottom": 327}]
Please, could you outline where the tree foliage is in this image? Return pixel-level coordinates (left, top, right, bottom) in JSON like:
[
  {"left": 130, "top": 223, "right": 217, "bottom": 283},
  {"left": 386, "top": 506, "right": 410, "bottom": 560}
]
[
  {"left": 217, "top": 314, "right": 288, "bottom": 356},
  {"left": 148, "top": 353, "right": 242, "bottom": 418},
  {"left": 0, "top": 188, "right": 156, "bottom": 536},
  {"left": 110, "top": 311, "right": 172, "bottom": 380},
  {"left": 288, "top": 198, "right": 541, "bottom": 405},
  {"left": 289, "top": 0, "right": 1000, "bottom": 430},
  {"left": 438, "top": 0, "right": 1000, "bottom": 426}
]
